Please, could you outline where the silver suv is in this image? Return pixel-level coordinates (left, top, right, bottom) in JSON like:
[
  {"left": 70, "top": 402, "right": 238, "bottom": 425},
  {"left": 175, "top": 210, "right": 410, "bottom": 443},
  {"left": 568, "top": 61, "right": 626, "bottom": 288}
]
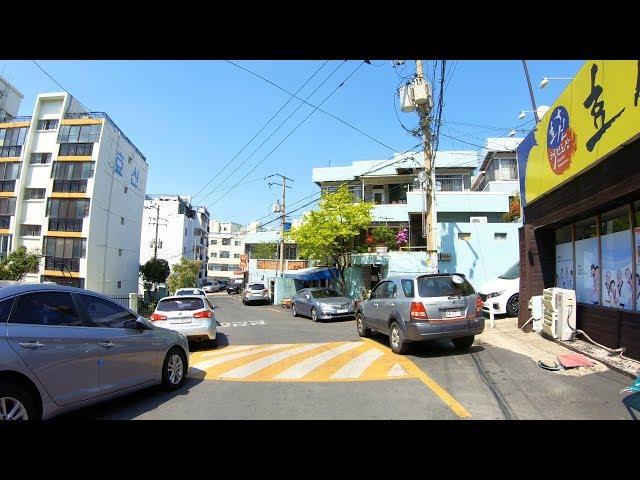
[
  {"left": 356, "top": 274, "right": 484, "bottom": 354},
  {"left": 0, "top": 284, "right": 189, "bottom": 420}
]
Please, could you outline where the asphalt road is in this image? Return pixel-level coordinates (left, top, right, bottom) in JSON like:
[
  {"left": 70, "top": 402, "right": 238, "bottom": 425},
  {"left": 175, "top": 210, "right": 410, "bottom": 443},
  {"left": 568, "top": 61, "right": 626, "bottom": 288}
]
[{"left": 63, "top": 293, "right": 636, "bottom": 420}]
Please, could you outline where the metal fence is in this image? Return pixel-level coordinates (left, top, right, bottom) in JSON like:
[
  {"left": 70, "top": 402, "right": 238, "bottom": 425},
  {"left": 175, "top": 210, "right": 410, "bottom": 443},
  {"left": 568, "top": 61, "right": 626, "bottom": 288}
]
[{"left": 107, "top": 293, "right": 155, "bottom": 318}]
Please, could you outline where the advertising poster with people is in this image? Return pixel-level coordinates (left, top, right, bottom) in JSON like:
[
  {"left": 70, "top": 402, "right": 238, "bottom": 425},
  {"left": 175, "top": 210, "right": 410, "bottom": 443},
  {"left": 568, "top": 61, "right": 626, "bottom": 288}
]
[
  {"left": 555, "top": 242, "right": 574, "bottom": 290},
  {"left": 601, "top": 229, "right": 633, "bottom": 310},
  {"left": 575, "top": 237, "right": 599, "bottom": 305},
  {"left": 635, "top": 227, "right": 640, "bottom": 311}
]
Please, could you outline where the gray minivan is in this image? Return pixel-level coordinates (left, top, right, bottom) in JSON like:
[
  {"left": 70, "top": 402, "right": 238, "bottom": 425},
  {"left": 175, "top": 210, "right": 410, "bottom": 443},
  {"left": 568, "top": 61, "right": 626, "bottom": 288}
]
[
  {"left": 356, "top": 274, "right": 484, "bottom": 354},
  {"left": 0, "top": 284, "right": 190, "bottom": 420}
]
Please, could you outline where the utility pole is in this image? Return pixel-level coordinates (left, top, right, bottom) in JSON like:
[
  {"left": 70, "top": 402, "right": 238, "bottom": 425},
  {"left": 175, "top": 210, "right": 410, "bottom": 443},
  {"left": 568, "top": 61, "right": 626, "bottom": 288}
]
[
  {"left": 153, "top": 203, "right": 160, "bottom": 259},
  {"left": 266, "top": 173, "right": 294, "bottom": 276},
  {"left": 415, "top": 60, "right": 437, "bottom": 253}
]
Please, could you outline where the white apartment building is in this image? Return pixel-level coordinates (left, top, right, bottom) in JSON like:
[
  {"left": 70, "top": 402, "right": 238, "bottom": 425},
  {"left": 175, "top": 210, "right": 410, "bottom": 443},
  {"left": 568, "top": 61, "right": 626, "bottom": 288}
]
[
  {"left": 472, "top": 137, "right": 523, "bottom": 193},
  {"left": 0, "top": 92, "right": 148, "bottom": 294},
  {"left": 207, "top": 220, "right": 245, "bottom": 281},
  {"left": 0, "top": 75, "right": 23, "bottom": 122},
  {"left": 140, "top": 195, "right": 209, "bottom": 286}
]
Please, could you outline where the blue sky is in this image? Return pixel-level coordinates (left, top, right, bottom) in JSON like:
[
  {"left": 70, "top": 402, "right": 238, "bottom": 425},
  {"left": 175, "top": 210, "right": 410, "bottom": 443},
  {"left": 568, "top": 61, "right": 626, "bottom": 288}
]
[{"left": 0, "top": 59, "right": 583, "bottom": 226}]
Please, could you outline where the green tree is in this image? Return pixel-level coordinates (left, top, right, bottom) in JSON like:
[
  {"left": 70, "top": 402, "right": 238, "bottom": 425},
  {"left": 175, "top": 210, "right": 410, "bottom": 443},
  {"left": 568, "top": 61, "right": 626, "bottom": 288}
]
[
  {"left": 251, "top": 243, "right": 277, "bottom": 259},
  {"left": 371, "top": 225, "right": 398, "bottom": 250},
  {"left": 166, "top": 258, "right": 202, "bottom": 294},
  {"left": 139, "top": 258, "right": 170, "bottom": 297},
  {"left": 288, "top": 185, "right": 373, "bottom": 292},
  {"left": 0, "top": 247, "right": 41, "bottom": 281}
]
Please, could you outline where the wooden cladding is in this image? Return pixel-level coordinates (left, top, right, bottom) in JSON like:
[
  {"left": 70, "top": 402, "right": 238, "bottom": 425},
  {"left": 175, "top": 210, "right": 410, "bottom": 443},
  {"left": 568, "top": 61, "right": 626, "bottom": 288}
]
[{"left": 256, "top": 259, "right": 307, "bottom": 271}]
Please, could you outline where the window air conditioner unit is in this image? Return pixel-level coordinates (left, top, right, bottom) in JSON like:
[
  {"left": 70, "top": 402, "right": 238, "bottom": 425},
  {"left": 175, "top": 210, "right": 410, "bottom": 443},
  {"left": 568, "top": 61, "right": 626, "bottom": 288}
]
[
  {"left": 470, "top": 216, "right": 487, "bottom": 224},
  {"left": 542, "top": 288, "right": 576, "bottom": 341}
]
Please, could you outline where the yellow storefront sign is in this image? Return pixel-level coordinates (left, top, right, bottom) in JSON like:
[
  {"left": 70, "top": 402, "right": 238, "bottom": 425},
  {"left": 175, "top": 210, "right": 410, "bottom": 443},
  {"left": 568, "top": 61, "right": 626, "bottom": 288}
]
[{"left": 518, "top": 60, "right": 640, "bottom": 205}]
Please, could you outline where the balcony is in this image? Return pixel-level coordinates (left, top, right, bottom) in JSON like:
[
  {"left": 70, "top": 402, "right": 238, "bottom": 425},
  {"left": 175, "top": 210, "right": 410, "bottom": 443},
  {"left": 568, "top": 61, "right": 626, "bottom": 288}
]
[
  {"left": 45, "top": 257, "right": 80, "bottom": 273},
  {"left": 48, "top": 218, "right": 83, "bottom": 232},
  {"left": 0, "top": 146, "right": 22, "bottom": 158},
  {"left": 0, "top": 216, "right": 10, "bottom": 229},
  {"left": 0, "top": 180, "right": 15, "bottom": 192},
  {"left": 52, "top": 180, "right": 87, "bottom": 193},
  {"left": 58, "top": 143, "right": 93, "bottom": 157}
]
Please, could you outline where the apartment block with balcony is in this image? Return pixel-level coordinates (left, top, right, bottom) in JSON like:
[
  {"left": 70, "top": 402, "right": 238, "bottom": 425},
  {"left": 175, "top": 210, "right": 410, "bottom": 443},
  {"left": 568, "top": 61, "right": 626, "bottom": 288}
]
[
  {"left": 140, "top": 195, "right": 209, "bottom": 286},
  {"left": 0, "top": 92, "right": 148, "bottom": 293},
  {"left": 471, "top": 137, "right": 523, "bottom": 194},
  {"left": 207, "top": 220, "right": 246, "bottom": 281},
  {"left": 0, "top": 75, "right": 23, "bottom": 123}
]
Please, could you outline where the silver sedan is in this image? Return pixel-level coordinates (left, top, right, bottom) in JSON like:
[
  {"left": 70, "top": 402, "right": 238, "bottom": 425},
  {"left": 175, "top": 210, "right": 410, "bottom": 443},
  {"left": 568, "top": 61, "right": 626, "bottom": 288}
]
[{"left": 292, "top": 288, "right": 355, "bottom": 322}]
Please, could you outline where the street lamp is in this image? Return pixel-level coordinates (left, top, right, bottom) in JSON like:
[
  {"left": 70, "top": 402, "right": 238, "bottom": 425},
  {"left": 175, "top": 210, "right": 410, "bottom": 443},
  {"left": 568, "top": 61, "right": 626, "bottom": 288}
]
[
  {"left": 518, "top": 105, "right": 550, "bottom": 120},
  {"left": 539, "top": 77, "right": 573, "bottom": 89},
  {"left": 508, "top": 129, "right": 517, "bottom": 137}
]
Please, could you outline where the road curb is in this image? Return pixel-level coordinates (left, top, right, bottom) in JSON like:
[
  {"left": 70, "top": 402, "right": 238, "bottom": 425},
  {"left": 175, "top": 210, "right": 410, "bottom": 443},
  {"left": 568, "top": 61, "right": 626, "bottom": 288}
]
[{"left": 552, "top": 338, "right": 638, "bottom": 380}]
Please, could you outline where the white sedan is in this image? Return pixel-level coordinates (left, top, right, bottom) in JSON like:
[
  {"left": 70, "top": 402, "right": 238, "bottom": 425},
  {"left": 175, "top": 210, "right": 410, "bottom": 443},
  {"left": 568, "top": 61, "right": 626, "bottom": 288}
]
[
  {"left": 151, "top": 295, "right": 217, "bottom": 346},
  {"left": 478, "top": 261, "right": 520, "bottom": 317}
]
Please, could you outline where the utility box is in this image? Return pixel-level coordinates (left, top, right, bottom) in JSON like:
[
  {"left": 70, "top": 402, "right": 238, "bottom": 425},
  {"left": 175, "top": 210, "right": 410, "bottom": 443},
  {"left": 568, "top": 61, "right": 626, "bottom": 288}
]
[
  {"left": 542, "top": 288, "right": 576, "bottom": 340},
  {"left": 412, "top": 77, "right": 432, "bottom": 107},
  {"left": 398, "top": 84, "right": 415, "bottom": 113}
]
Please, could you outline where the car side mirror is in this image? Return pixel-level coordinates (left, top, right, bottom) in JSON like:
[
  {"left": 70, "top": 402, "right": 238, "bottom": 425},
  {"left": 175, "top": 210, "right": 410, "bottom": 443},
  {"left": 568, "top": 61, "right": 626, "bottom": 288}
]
[{"left": 136, "top": 317, "right": 151, "bottom": 330}]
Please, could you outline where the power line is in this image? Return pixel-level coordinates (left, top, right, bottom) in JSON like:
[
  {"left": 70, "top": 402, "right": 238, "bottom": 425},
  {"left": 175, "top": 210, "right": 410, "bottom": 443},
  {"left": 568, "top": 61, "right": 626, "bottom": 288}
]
[
  {"left": 190, "top": 60, "right": 330, "bottom": 201},
  {"left": 196, "top": 61, "right": 347, "bottom": 205},
  {"left": 205, "top": 62, "right": 367, "bottom": 210},
  {"left": 225, "top": 60, "right": 400, "bottom": 153},
  {"left": 32, "top": 61, "right": 90, "bottom": 112}
]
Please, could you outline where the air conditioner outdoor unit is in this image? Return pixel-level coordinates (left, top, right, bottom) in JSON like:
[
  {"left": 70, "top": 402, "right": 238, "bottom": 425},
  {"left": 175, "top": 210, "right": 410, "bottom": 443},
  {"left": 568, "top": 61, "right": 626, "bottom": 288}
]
[
  {"left": 470, "top": 216, "right": 488, "bottom": 223},
  {"left": 542, "top": 288, "right": 576, "bottom": 340}
]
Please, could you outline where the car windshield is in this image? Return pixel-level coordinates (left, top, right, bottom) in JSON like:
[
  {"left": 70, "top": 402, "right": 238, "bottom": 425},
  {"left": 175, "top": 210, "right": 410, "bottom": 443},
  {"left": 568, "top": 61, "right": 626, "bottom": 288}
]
[
  {"left": 176, "top": 289, "right": 200, "bottom": 295},
  {"left": 248, "top": 283, "right": 265, "bottom": 290},
  {"left": 311, "top": 289, "right": 342, "bottom": 298},
  {"left": 499, "top": 262, "right": 520, "bottom": 280},
  {"left": 157, "top": 298, "right": 205, "bottom": 312},
  {"left": 417, "top": 275, "right": 475, "bottom": 297}
]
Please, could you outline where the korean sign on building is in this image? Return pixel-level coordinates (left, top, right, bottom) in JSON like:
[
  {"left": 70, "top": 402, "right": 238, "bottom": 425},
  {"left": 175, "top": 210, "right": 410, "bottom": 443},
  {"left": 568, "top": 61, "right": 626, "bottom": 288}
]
[{"left": 517, "top": 60, "right": 640, "bottom": 206}]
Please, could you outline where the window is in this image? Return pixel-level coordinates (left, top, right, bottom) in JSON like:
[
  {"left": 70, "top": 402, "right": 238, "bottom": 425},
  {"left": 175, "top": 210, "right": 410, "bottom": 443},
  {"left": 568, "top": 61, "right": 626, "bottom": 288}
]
[
  {"left": 234, "top": 253, "right": 240, "bottom": 258},
  {"left": 555, "top": 226, "right": 574, "bottom": 290},
  {"left": 43, "top": 236, "right": 87, "bottom": 259},
  {"left": 37, "top": 119, "right": 59, "bottom": 130},
  {"left": 9, "top": 292, "right": 82, "bottom": 326},
  {"left": 435, "top": 174, "right": 464, "bottom": 192},
  {"left": 0, "top": 235, "right": 11, "bottom": 258},
  {"left": 0, "top": 197, "right": 16, "bottom": 216},
  {"left": 0, "top": 162, "right": 22, "bottom": 180},
  {"left": 24, "top": 188, "right": 45, "bottom": 200},
  {"left": 385, "top": 282, "right": 397, "bottom": 298},
  {"left": 234, "top": 240, "right": 241, "bottom": 246},
  {"left": 370, "top": 282, "right": 388, "bottom": 299},
  {"left": 210, "top": 252, "right": 217, "bottom": 258},
  {"left": 124, "top": 186, "right": 128, "bottom": 194},
  {"left": 58, "top": 143, "right": 93, "bottom": 156},
  {"left": 0, "top": 216, "right": 10, "bottom": 228},
  {"left": 458, "top": 232, "right": 471, "bottom": 241},
  {"left": 0, "top": 127, "right": 28, "bottom": 157},
  {"left": 0, "top": 298, "right": 15, "bottom": 322},
  {"left": 120, "top": 217, "right": 125, "bottom": 225},
  {"left": 156, "top": 298, "right": 204, "bottom": 312},
  {"left": 118, "top": 249, "right": 122, "bottom": 256},
  {"left": 30, "top": 153, "right": 52, "bottom": 164},
  {"left": 47, "top": 198, "right": 90, "bottom": 218},
  {"left": 78, "top": 295, "right": 137, "bottom": 328},
  {"left": 417, "top": 275, "right": 475, "bottom": 297},
  {"left": 494, "top": 233, "right": 507, "bottom": 240},
  {"left": 57, "top": 124, "right": 101, "bottom": 143},
  {"left": 600, "top": 207, "right": 632, "bottom": 310},
  {"left": 574, "top": 217, "right": 599, "bottom": 305},
  {"left": 184, "top": 228, "right": 187, "bottom": 236},
  {"left": 222, "top": 238, "right": 231, "bottom": 245},
  {"left": 128, "top": 156, "right": 133, "bottom": 165},
  {"left": 52, "top": 161, "right": 94, "bottom": 180},
  {"left": 117, "top": 281, "right": 122, "bottom": 289},
  {"left": 401, "top": 279, "right": 415, "bottom": 298},
  {"left": 210, "top": 239, "right": 217, "bottom": 245},
  {"left": 20, "top": 224, "right": 41, "bottom": 237},
  {"left": 220, "top": 251, "right": 230, "bottom": 258}
]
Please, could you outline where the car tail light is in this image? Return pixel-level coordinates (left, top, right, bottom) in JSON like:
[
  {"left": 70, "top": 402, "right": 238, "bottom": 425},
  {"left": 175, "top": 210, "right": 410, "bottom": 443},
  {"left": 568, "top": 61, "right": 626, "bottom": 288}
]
[
  {"left": 150, "top": 313, "right": 167, "bottom": 321},
  {"left": 476, "top": 296, "right": 483, "bottom": 314},
  {"left": 193, "top": 310, "right": 213, "bottom": 318},
  {"left": 410, "top": 302, "right": 428, "bottom": 321}
]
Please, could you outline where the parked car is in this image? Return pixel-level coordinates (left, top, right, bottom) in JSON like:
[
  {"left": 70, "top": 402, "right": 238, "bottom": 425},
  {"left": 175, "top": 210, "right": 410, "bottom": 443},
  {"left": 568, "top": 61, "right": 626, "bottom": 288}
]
[
  {"left": 478, "top": 261, "right": 520, "bottom": 317},
  {"left": 356, "top": 274, "right": 485, "bottom": 354},
  {"left": 227, "top": 279, "right": 244, "bottom": 294},
  {"left": 242, "top": 283, "right": 270, "bottom": 305},
  {"left": 174, "top": 288, "right": 207, "bottom": 297},
  {"left": 292, "top": 288, "right": 355, "bottom": 322},
  {"left": 151, "top": 295, "right": 217, "bottom": 345},
  {"left": 0, "top": 284, "right": 189, "bottom": 420},
  {"left": 202, "top": 281, "right": 222, "bottom": 293}
]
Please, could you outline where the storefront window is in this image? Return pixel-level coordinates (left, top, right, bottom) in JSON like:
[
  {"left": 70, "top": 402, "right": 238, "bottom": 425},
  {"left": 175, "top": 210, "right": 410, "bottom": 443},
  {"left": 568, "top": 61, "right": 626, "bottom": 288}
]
[
  {"left": 574, "top": 218, "right": 599, "bottom": 305},
  {"left": 555, "top": 226, "right": 574, "bottom": 289},
  {"left": 633, "top": 201, "right": 640, "bottom": 311},
  {"left": 600, "top": 207, "right": 632, "bottom": 310}
]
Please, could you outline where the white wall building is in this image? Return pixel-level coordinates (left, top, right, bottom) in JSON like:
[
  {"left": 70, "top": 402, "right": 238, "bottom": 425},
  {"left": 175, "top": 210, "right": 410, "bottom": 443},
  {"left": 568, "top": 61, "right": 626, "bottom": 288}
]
[
  {"left": 207, "top": 220, "right": 245, "bottom": 281},
  {"left": 0, "top": 75, "right": 23, "bottom": 122},
  {"left": 472, "top": 137, "right": 523, "bottom": 193},
  {"left": 140, "top": 195, "right": 209, "bottom": 286},
  {"left": 0, "top": 92, "right": 148, "bottom": 294}
]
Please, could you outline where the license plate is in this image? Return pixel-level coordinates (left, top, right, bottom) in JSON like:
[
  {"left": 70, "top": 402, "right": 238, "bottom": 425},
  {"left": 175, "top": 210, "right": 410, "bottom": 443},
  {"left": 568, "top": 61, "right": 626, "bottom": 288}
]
[
  {"left": 170, "top": 318, "right": 192, "bottom": 324},
  {"left": 445, "top": 309, "right": 462, "bottom": 318},
  {"left": 337, "top": 309, "right": 348, "bottom": 314}
]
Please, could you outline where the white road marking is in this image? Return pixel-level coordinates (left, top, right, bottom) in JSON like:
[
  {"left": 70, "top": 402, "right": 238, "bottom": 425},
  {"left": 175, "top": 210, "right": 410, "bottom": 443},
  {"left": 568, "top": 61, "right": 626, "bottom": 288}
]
[
  {"left": 191, "top": 344, "right": 289, "bottom": 370},
  {"left": 330, "top": 348, "right": 385, "bottom": 379},
  {"left": 387, "top": 363, "right": 408, "bottom": 377},
  {"left": 218, "top": 320, "right": 268, "bottom": 327},
  {"left": 220, "top": 343, "right": 328, "bottom": 379},
  {"left": 275, "top": 342, "right": 361, "bottom": 379},
  {"left": 194, "top": 344, "right": 258, "bottom": 359}
]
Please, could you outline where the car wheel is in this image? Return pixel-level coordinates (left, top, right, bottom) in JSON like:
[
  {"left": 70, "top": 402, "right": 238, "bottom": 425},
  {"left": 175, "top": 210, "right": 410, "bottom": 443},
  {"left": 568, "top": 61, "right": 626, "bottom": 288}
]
[
  {"left": 506, "top": 294, "right": 519, "bottom": 317},
  {"left": 311, "top": 307, "right": 318, "bottom": 322},
  {"left": 292, "top": 303, "right": 298, "bottom": 317},
  {"left": 208, "top": 337, "right": 218, "bottom": 348},
  {"left": 389, "top": 321, "right": 408, "bottom": 354},
  {"left": 162, "top": 347, "right": 187, "bottom": 391},
  {"left": 356, "top": 312, "right": 371, "bottom": 338},
  {"left": 452, "top": 335, "right": 475, "bottom": 351},
  {"left": 0, "top": 383, "right": 39, "bottom": 421}
]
